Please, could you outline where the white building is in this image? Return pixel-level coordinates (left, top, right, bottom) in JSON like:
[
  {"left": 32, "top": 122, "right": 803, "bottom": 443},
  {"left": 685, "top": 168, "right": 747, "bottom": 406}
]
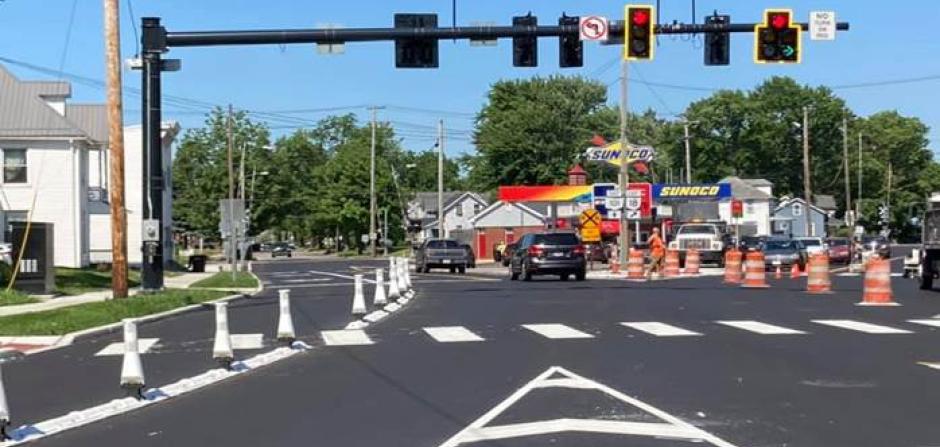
[
  {"left": 407, "top": 191, "right": 489, "bottom": 241},
  {"left": 717, "top": 177, "right": 774, "bottom": 236},
  {"left": 0, "top": 65, "right": 178, "bottom": 268}
]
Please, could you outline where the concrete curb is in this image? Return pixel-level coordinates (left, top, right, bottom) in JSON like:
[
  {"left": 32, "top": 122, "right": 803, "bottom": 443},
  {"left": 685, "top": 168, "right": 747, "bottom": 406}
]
[{"left": 16, "top": 271, "right": 266, "bottom": 356}]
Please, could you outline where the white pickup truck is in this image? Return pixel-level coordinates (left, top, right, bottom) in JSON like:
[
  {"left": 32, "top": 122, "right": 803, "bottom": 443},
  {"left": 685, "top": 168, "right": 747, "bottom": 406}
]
[{"left": 668, "top": 223, "right": 727, "bottom": 267}]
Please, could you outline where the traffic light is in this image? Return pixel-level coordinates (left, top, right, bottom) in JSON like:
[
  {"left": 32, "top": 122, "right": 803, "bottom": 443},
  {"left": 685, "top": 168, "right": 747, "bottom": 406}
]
[
  {"left": 558, "top": 14, "right": 583, "bottom": 68},
  {"left": 625, "top": 5, "right": 655, "bottom": 61},
  {"left": 704, "top": 14, "right": 730, "bottom": 66},
  {"left": 394, "top": 14, "right": 439, "bottom": 68},
  {"left": 513, "top": 14, "right": 538, "bottom": 67},
  {"left": 754, "top": 9, "right": 801, "bottom": 64}
]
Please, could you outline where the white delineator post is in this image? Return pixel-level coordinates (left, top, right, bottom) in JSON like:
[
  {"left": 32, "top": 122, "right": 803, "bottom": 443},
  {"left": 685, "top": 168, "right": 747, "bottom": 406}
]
[
  {"left": 396, "top": 257, "right": 408, "bottom": 294},
  {"left": 119, "top": 318, "right": 146, "bottom": 398},
  {"left": 276, "top": 289, "right": 296, "bottom": 344},
  {"left": 212, "top": 302, "right": 235, "bottom": 369},
  {"left": 373, "top": 268, "right": 387, "bottom": 307},
  {"left": 0, "top": 360, "right": 11, "bottom": 438},
  {"left": 388, "top": 257, "right": 401, "bottom": 301},
  {"left": 351, "top": 274, "right": 367, "bottom": 317}
]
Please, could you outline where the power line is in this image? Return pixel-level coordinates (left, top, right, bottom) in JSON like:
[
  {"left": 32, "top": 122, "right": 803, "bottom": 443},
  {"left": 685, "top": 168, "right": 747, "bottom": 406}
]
[
  {"left": 125, "top": 0, "right": 140, "bottom": 56},
  {"left": 57, "top": 0, "right": 79, "bottom": 77}
]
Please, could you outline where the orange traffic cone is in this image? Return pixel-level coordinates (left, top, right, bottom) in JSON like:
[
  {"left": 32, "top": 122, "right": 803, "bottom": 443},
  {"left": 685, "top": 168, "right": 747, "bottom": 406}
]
[
  {"left": 790, "top": 262, "right": 801, "bottom": 279},
  {"left": 857, "top": 256, "right": 898, "bottom": 306},
  {"left": 775, "top": 265, "right": 782, "bottom": 279},
  {"left": 723, "top": 249, "right": 743, "bottom": 284},
  {"left": 741, "top": 251, "right": 770, "bottom": 288}
]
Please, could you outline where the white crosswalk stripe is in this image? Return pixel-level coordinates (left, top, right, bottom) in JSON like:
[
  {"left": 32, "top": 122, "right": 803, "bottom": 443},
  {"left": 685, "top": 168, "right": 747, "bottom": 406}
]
[
  {"left": 908, "top": 319, "right": 940, "bottom": 329},
  {"left": 423, "top": 326, "right": 485, "bottom": 343},
  {"left": 95, "top": 338, "right": 160, "bottom": 356},
  {"left": 522, "top": 324, "right": 594, "bottom": 339},
  {"left": 716, "top": 320, "right": 807, "bottom": 335},
  {"left": 230, "top": 333, "right": 265, "bottom": 350},
  {"left": 620, "top": 322, "right": 701, "bottom": 337},
  {"left": 321, "top": 329, "right": 374, "bottom": 346},
  {"left": 812, "top": 319, "right": 912, "bottom": 334}
]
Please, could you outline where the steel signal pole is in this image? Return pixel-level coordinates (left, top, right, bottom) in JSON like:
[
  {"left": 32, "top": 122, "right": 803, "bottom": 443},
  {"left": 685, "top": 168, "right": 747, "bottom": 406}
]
[
  {"left": 438, "top": 119, "right": 445, "bottom": 239},
  {"left": 802, "top": 106, "right": 813, "bottom": 237},
  {"left": 369, "top": 106, "right": 377, "bottom": 257},
  {"left": 618, "top": 59, "right": 630, "bottom": 267},
  {"left": 104, "top": 0, "right": 128, "bottom": 298},
  {"left": 842, "top": 115, "right": 851, "bottom": 225}
]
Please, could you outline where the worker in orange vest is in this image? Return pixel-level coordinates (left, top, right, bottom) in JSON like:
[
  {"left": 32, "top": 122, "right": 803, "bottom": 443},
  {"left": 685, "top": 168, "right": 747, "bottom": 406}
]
[{"left": 645, "top": 227, "right": 666, "bottom": 279}]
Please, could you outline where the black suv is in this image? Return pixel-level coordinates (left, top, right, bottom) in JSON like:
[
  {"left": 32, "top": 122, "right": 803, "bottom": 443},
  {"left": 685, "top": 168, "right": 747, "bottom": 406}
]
[{"left": 509, "top": 232, "right": 587, "bottom": 281}]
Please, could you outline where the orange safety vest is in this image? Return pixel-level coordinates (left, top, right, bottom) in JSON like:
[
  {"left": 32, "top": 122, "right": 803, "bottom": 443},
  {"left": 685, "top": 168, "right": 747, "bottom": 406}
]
[{"left": 649, "top": 234, "right": 665, "bottom": 257}]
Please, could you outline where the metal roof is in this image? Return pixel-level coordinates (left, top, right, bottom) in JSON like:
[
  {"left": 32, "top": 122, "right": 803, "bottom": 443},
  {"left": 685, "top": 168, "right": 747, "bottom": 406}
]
[
  {"left": 0, "top": 64, "right": 87, "bottom": 139},
  {"left": 813, "top": 194, "right": 838, "bottom": 210},
  {"left": 66, "top": 104, "right": 108, "bottom": 143},
  {"left": 718, "top": 176, "right": 773, "bottom": 200}
]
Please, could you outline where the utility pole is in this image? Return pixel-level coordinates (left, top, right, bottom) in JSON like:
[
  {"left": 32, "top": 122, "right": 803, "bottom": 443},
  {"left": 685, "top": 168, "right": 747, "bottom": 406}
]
[
  {"left": 683, "top": 121, "right": 693, "bottom": 183},
  {"left": 369, "top": 106, "right": 378, "bottom": 257},
  {"left": 802, "top": 106, "right": 813, "bottom": 237},
  {"left": 383, "top": 208, "right": 389, "bottom": 256},
  {"left": 856, "top": 133, "right": 863, "bottom": 217},
  {"left": 227, "top": 105, "right": 236, "bottom": 278},
  {"left": 438, "top": 119, "right": 445, "bottom": 239},
  {"left": 842, "top": 115, "right": 851, "bottom": 226},
  {"left": 238, "top": 142, "right": 246, "bottom": 268},
  {"left": 618, "top": 59, "right": 630, "bottom": 267},
  {"left": 104, "top": 0, "right": 128, "bottom": 298}
]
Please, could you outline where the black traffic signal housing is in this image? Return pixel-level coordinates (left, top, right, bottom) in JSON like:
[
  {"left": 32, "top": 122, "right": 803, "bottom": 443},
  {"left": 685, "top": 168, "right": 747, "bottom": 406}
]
[
  {"left": 625, "top": 5, "right": 655, "bottom": 61},
  {"left": 558, "top": 14, "right": 583, "bottom": 68},
  {"left": 704, "top": 14, "right": 730, "bottom": 66},
  {"left": 513, "top": 14, "right": 538, "bottom": 67},
  {"left": 394, "top": 13, "right": 439, "bottom": 68},
  {"left": 754, "top": 9, "right": 801, "bottom": 64}
]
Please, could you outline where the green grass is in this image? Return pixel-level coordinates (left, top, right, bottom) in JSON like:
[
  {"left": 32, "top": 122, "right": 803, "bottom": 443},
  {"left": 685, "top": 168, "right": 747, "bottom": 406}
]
[
  {"left": 55, "top": 267, "right": 141, "bottom": 296},
  {"left": 0, "top": 289, "right": 230, "bottom": 336},
  {"left": 0, "top": 290, "right": 40, "bottom": 307},
  {"left": 189, "top": 271, "right": 258, "bottom": 289}
]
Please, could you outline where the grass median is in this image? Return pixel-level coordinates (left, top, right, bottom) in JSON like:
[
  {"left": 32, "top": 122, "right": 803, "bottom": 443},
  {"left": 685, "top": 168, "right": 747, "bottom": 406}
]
[
  {"left": 55, "top": 267, "right": 142, "bottom": 296},
  {"left": 0, "top": 289, "right": 230, "bottom": 336},
  {"left": 190, "top": 271, "right": 258, "bottom": 289},
  {"left": 0, "top": 290, "right": 39, "bottom": 307}
]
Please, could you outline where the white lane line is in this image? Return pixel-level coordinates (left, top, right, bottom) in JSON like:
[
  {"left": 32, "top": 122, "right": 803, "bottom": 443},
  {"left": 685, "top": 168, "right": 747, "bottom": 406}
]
[
  {"left": 423, "top": 326, "right": 485, "bottom": 343},
  {"left": 919, "top": 362, "right": 940, "bottom": 370},
  {"left": 909, "top": 319, "right": 940, "bottom": 329},
  {"left": 307, "top": 270, "right": 375, "bottom": 283},
  {"left": 620, "top": 322, "right": 701, "bottom": 337},
  {"left": 812, "top": 319, "right": 912, "bottom": 334},
  {"left": 230, "top": 333, "right": 265, "bottom": 350},
  {"left": 321, "top": 329, "right": 374, "bottom": 346},
  {"left": 716, "top": 321, "right": 807, "bottom": 335},
  {"left": 278, "top": 278, "right": 331, "bottom": 284},
  {"left": 95, "top": 338, "right": 160, "bottom": 356},
  {"left": 522, "top": 324, "right": 594, "bottom": 339}
]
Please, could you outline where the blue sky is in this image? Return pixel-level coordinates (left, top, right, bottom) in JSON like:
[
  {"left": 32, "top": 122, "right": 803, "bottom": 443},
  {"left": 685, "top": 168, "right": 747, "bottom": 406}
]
[{"left": 1, "top": 0, "right": 938, "bottom": 158}]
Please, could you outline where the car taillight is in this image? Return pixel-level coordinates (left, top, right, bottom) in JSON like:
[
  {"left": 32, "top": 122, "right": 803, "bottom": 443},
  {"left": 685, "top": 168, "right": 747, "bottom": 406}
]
[
  {"left": 573, "top": 245, "right": 586, "bottom": 255},
  {"left": 528, "top": 245, "right": 544, "bottom": 257}
]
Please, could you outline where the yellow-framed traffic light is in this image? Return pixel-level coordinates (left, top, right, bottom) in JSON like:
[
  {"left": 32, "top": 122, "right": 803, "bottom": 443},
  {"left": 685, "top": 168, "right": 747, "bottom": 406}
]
[
  {"left": 624, "top": 5, "right": 655, "bottom": 61},
  {"left": 754, "top": 9, "right": 802, "bottom": 64}
]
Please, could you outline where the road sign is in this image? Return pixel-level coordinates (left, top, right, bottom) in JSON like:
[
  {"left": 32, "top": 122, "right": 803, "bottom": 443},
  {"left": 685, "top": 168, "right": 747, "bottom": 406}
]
[
  {"left": 731, "top": 199, "right": 743, "bottom": 218},
  {"left": 608, "top": 210, "right": 622, "bottom": 219},
  {"left": 625, "top": 210, "right": 641, "bottom": 220},
  {"left": 580, "top": 209, "right": 602, "bottom": 243},
  {"left": 605, "top": 197, "right": 624, "bottom": 210},
  {"left": 810, "top": 11, "right": 836, "bottom": 41},
  {"left": 625, "top": 196, "right": 641, "bottom": 211},
  {"left": 579, "top": 16, "right": 609, "bottom": 41},
  {"left": 360, "top": 234, "right": 370, "bottom": 244},
  {"left": 854, "top": 225, "right": 865, "bottom": 236}
]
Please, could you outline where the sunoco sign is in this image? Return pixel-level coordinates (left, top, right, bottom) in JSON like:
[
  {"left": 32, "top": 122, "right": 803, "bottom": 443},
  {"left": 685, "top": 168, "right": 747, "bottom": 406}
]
[{"left": 584, "top": 142, "right": 655, "bottom": 167}]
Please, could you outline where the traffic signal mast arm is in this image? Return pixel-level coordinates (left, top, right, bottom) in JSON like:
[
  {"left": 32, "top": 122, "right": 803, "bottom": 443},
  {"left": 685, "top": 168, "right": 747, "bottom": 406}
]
[{"left": 154, "top": 20, "right": 849, "bottom": 50}]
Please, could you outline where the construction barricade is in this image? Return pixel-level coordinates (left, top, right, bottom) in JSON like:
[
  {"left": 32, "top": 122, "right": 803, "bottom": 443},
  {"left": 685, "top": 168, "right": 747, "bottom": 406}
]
[
  {"left": 627, "top": 249, "right": 645, "bottom": 281},
  {"left": 724, "top": 249, "right": 743, "bottom": 284},
  {"left": 741, "top": 251, "right": 769, "bottom": 288},
  {"left": 683, "top": 249, "right": 701, "bottom": 276},
  {"left": 806, "top": 253, "right": 832, "bottom": 294},
  {"left": 663, "top": 250, "right": 681, "bottom": 278},
  {"left": 858, "top": 256, "right": 898, "bottom": 306}
]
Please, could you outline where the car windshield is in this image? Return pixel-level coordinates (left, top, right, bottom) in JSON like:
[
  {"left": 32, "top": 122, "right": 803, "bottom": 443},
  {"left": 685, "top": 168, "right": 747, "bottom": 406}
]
[
  {"left": 862, "top": 236, "right": 886, "bottom": 243},
  {"left": 533, "top": 233, "right": 580, "bottom": 245},
  {"left": 427, "top": 240, "right": 460, "bottom": 249},
  {"left": 678, "top": 225, "right": 716, "bottom": 235},
  {"left": 829, "top": 239, "right": 849, "bottom": 247},
  {"left": 764, "top": 240, "right": 797, "bottom": 250},
  {"left": 799, "top": 239, "right": 821, "bottom": 246}
]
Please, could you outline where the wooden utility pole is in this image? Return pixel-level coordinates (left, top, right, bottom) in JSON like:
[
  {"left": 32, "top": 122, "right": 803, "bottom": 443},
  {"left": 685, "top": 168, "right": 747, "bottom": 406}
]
[
  {"left": 856, "top": 133, "right": 863, "bottom": 217},
  {"left": 842, "top": 116, "right": 851, "bottom": 225},
  {"left": 227, "top": 105, "right": 236, "bottom": 277},
  {"left": 369, "top": 107, "right": 377, "bottom": 256},
  {"left": 618, "top": 59, "right": 630, "bottom": 266},
  {"left": 104, "top": 0, "right": 128, "bottom": 298},
  {"left": 683, "top": 122, "right": 693, "bottom": 183},
  {"left": 438, "top": 119, "right": 445, "bottom": 239},
  {"left": 802, "top": 106, "right": 813, "bottom": 236}
]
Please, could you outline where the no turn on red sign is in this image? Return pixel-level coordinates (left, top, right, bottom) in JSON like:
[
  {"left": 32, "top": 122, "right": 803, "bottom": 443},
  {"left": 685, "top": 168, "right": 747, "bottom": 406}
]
[{"left": 579, "top": 16, "right": 609, "bottom": 41}]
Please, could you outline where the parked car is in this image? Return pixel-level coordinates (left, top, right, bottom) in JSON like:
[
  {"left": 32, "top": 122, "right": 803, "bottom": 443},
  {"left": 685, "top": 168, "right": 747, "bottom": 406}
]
[
  {"left": 761, "top": 238, "right": 806, "bottom": 271},
  {"left": 739, "top": 235, "right": 767, "bottom": 252},
  {"left": 501, "top": 243, "right": 518, "bottom": 267},
  {"left": 0, "top": 242, "right": 11, "bottom": 266},
  {"left": 270, "top": 242, "right": 293, "bottom": 258},
  {"left": 459, "top": 243, "right": 476, "bottom": 268},
  {"left": 259, "top": 242, "right": 274, "bottom": 252},
  {"left": 827, "top": 237, "right": 853, "bottom": 264},
  {"left": 509, "top": 232, "right": 586, "bottom": 281},
  {"left": 415, "top": 239, "right": 469, "bottom": 273},
  {"left": 585, "top": 243, "right": 608, "bottom": 264},
  {"left": 861, "top": 235, "right": 891, "bottom": 259}
]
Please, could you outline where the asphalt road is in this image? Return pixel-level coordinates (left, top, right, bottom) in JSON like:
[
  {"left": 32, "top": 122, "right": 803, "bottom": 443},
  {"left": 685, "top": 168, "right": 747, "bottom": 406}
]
[{"left": 24, "top": 251, "right": 940, "bottom": 447}]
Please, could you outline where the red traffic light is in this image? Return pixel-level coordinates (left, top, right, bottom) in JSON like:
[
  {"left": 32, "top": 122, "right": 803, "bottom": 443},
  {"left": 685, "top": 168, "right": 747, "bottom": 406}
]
[
  {"left": 631, "top": 9, "right": 650, "bottom": 26},
  {"left": 770, "top": 13, "right": 789, "bottom": 29}
]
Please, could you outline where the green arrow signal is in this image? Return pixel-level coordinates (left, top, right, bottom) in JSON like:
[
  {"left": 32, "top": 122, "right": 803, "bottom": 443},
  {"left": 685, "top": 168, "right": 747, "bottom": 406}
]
[{"left": 782, "top": 45, "right": 795, "bottom": 57}]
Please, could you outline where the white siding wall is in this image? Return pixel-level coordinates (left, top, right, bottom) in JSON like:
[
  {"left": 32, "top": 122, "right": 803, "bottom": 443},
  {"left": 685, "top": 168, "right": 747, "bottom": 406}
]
[
  {"left": 473, "top": 202, "right": 545, "bottom": 228},
  {"left": 0, "top": 139, "right": 84, "bottom": 267},
  {"left": 718, "top": 200, "right": 772, "bottom": 236}
]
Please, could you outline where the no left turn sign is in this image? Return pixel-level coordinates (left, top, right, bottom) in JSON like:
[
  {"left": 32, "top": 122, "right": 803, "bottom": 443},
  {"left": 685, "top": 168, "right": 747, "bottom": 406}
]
[{"left": 579, "top": 16, "right": 609, "bottom": 41}]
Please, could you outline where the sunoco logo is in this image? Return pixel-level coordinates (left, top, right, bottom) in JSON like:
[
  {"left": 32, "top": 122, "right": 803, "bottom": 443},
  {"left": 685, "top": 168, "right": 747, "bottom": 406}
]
[{"left": 584, "top": 145, "right": 655, "bottom": 164}]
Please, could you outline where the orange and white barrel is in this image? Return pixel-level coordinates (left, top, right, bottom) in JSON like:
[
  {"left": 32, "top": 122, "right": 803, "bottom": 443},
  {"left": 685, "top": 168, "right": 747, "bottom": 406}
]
[
  {"left": 627, "top": 249, "right": 645, "bottom": 281},
  {"left": 858, "top": 256, "right": 898, "bottom": 306},
  {"left": 724, "top": 249, "right": 743, "bottom": 284},
  {"left": 741, "top": 251, "right": 770, "bottom": 288},
  {"left": 663, "top": 250, "right": 681, "bottom": 278},
  {"left": 684, "top": 249, "right": 701, "bottom": 276},
  {"left": 806, "top": 253, "right": 832, "bottom": 294}
]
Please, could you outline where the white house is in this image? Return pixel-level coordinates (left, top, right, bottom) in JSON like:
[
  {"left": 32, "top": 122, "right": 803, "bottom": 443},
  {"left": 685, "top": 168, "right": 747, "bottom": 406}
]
[
  {"left": 407, "top": 191, "right": 488, "bottom": 241},
  {"left": 0, "top": 64, "right": 177, "bottom": 268},
  {"left": 717, "top": 177, "right": 775, "bottom": 236}
]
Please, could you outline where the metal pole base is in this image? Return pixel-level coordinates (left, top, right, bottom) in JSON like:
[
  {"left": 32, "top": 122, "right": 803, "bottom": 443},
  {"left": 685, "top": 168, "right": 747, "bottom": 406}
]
[
  {"left": 216, "top": 357, "right": 234, "bottom": 370},
  {"left": 277, "top": 336, "right": 295, "bottom": 346},
  {"left": 122, "top": 383, "right": 146, "bottom": 400},
  {"left": 0, "top": 420, "right": 9, "bottom": 441}
]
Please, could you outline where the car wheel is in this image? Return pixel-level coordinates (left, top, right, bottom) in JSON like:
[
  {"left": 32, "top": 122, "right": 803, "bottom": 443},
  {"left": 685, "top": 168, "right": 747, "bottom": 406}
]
[
  {"left": 523, "top": 262, "right": 533, "bottom": 281},
  {"left": 458, "top": 266, "right": 466, "bottom": 274},
  {"left": 560, "top": 274, "right": 569, "bottom": 281},
  {"left": 449, "top": 266, "right": 456, "bottom": 274},
  {"left": 575, "top": 270, "right": 586, "bottom": 281},
  {"left": 510, "top": 271, "right": 519, "bottom": 281},
  {"left": 288, "top": 253, "right": 292, "bottom": 258},
  {"left": 920, "top": 258, "right": 934, "bottom": 290}
]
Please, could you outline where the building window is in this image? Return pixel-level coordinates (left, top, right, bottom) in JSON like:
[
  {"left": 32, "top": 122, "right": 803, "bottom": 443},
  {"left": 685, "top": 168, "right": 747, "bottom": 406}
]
[
  {"left": 455, "top": 204, "right": 463, "bottom": 217},
  {"left": 473, "top": 203, "right": 482, "bottom": 215},
  {"left": 3, "top": 149, "right": 26, "bottom": 184},
  {"left": 792, "top": 203, "right": 803, "bottom": 217}
]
